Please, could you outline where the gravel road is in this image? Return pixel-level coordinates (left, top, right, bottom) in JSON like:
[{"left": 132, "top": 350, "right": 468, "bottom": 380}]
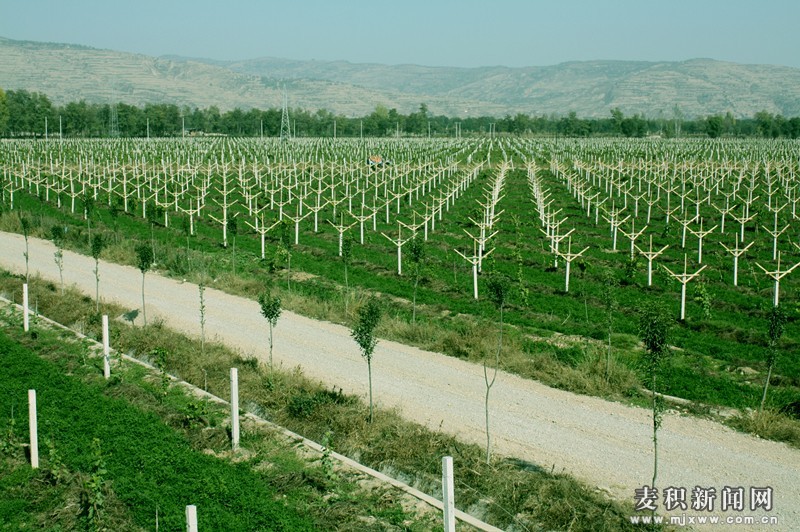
[{"left": 2, "top": 230, "right": 798, "bottom": 529}]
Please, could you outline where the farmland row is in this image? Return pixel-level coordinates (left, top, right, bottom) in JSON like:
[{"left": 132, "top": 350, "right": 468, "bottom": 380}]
[{"left": 1, "top": 136, "right": 799, "bottom": 421}]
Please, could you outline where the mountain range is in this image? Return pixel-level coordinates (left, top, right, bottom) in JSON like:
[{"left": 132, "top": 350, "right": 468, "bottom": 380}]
[{"left": 2, "top": 36, "right": 799, "bottom": 118}]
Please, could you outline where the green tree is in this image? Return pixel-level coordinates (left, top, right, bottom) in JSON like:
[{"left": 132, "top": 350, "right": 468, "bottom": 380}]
[
  {"left": 351, "top": 299, "right": 381, "bottom": 423},
  {"left": 761, "top": 305, "right": 786, "bottom": 411},
  {"left": 258, "top": 291, "right": 282, "bottom": 373},
  {"left": 638, "top": 300, "right": 672, "bottom": 492},
  {"left": 705, "top": 115, "right": 724, "bottom": 138},
  {"left": 135, "top": 243, "right": 154, "bottom": 326},
  {"left": 0, "top": 88, "right": 9, "bottom": 135},
  {"left": 610, "top": 107, "right": 624, "bottom": 135},
  {"left": 91, "top": 233, "right": 105, "bottom": 312}
]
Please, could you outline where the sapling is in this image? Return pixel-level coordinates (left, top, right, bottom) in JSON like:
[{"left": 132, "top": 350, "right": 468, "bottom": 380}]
[
  {"left": 198, "top": 282, "right": 206, "bottom": 356},
  {"left": 637, "top": 300, "right": 672, "bottom": 493},
  {"left": 351, "top": 298, "right": 381, "bottom": 423},
  {"left": 693, "top": 280, "right": 712, "bottom": 320},
  {"left": 341, "top": 233, "right": 353, "bottom": 313},
  {"left": 50, "top": 225, "right": 65, "bottom": 295},
  {"left": 90, "top": 233, "right": 105, "bottom": 312},
  {"left": 83, "top": 191, "right": 95, "bottom": 234},
  {"left": 760, "top": 305, "right": 786, "bottom": 411},
  {"left": 181, "top": 215, "right": 191, "bottom": 266},
  {"left": 484, "top": 273, "right": 509, "bottom": 464},
  {"left": 79, "top": 437, "right": 107, "bottom": 530},
  {"left": 601, "top": 269, "right": 618, "bottom": 382},
  {"left": 19, "top": 215, "right": 30, "bottom": 283},
  {"left": 227, "top": 216, "right": 238, "bottom": 276},
  {"left": 135, "top": 243, "right": 154, "bottom": 326},
  {"left": 258, "top": 291, "right": 282, "bottom": 373},
  {"left": 408, "top": 234, "right": 425, "bottom": 323},
  {"left": 279, "top": 219, "right": 293, "bottom": 290}
]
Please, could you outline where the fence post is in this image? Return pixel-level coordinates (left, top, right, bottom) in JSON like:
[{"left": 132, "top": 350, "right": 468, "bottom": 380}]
[
  {"left": 28, "top": 389, "right": 39, "bottom": 469},
  {"left": 230, "top": 368, "right": 239, "bottom": 451},
  {"left": 23, "top": 283, "right": 29, "bottom": 332},
  {"left": 185, "top": 504, "right": 198, "bottom": 532},
  {"left": 102, "top": 314, "right": 110, "bottom": 379},
  {"left": 442, "top": 456, "right": 455, "bottom": 532}
]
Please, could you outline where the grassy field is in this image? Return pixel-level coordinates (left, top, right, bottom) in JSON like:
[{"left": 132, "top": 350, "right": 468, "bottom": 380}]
[
  {"left": 0, "top": 274, "right": 649, "bottom": 531},
  {"left": 1, "top": 136, "right": 798, "bottom": 450}
]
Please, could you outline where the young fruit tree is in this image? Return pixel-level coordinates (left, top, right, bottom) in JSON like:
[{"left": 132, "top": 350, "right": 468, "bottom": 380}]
[
  {"left": 341, "top": 233, "right": 353, "bottom": 314},
  {"left": 50, "top": 225, "right": 65, "bottom": 295},
  {"left": 91, "top": 233, "right": 105, "bottom": 312},
  {"left": 407, "top": 234, "right": 425, "bottom": 323},
  {"left": 484, "top": 273, "right": 509, "bottom": 464},
  {"left": 135, "top": 243, "right": 154, "bottom": 326},
  {"left": 19, "top": 214, "right": 30, "bottom": 283},
  {"left": 258, "top": 291, "right": 282, "bottom": 373},
  {"left": 761, "top": 305, "right": 786, "bottom": 412},
  {"left": 637, "top": 300, "right": 672, "bottom": 492},
  {"left": 351, "top": 299, "right": 381, "bottom": 423},
  {"left": 601, "top": 269, "right": 618, "bottom": 382}
]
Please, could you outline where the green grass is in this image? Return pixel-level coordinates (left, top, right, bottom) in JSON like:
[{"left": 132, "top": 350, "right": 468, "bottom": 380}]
[
  {"left": 0, "top": 329, "right": 314, "bottom": 531},
  {"left": 0, "top": 274, "right": 651, "bottom": 531}
]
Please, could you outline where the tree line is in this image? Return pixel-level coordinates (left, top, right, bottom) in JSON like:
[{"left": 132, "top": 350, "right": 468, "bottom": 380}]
[{"left": 1, "top": 87, "right": 799, "bottom": 139}]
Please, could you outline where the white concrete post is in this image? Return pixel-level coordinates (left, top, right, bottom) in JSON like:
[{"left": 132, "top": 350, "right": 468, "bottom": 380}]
[
  {"left": 28, "top": 389, "right": 39, "bottom": 468},
  {"left": 23, "top": 283, "right": 29, "bottom": 332},
  {"left": 442, "top": 456, "right": 455, "bottom": 532},
  {"left": 230, "top": 368, "right": 239, "bottom": 451},
  {"left": 102, "top": 315, "right": 110, "bottom": 379},
  {"left": 185, "top": 505, "right": 198, "bottom": 532}
]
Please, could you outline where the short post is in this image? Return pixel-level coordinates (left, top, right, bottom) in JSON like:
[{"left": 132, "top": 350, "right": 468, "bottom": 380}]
[
  {"left": 28, "top": 389, "right": 39, "bottom": 468},
  {"left": 185, "top": 505, "right": 198, "bottom": 532},
  {"left": 102, "top": 315, "right": 110, "bottom": 379},
  {"left": 230, "top": 368, "right": 239, "bottom": 451},
  {"left": 23, "top": 283, "right": 29, "bottom": 332},
  {"left": 442, "top": 456, "right": 455, "bottom": 532}
]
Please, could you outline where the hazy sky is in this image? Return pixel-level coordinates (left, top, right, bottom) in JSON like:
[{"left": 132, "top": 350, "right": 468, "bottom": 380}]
[{"left": 1, "top": 0, "right": 797, "bottom": 68}]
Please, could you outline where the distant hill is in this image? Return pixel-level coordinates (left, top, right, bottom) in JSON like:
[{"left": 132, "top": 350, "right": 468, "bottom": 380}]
[{"left": 2, "top": 36, "right": 799, "bottom": 118}]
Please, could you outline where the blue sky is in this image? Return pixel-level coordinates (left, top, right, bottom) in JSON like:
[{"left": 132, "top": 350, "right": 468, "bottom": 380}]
[{"left": 1, "top": 0, "right": 797, "bottom": 68}]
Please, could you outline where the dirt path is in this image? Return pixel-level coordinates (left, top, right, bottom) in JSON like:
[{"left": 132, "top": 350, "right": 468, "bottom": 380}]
[{"left": 2, "top": 231, "right": 798, "bottom": 528}]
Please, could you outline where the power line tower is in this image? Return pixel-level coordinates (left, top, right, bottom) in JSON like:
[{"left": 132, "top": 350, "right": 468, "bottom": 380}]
[
  {"left": 280, "top": 84, "right": 291, "bottom": 141},
  {"left": 109, "top": 86, "right": 119, "bottom": 138}
]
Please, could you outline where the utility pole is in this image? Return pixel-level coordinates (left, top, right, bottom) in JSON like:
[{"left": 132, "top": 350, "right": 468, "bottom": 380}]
[{"left": 280, "top": 84, "right": 291, "bottom": 141}]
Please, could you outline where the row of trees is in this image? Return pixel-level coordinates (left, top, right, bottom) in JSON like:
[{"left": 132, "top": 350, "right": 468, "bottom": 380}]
[{"left": 2, "top": 87, "right": 800, "bottom": 138}]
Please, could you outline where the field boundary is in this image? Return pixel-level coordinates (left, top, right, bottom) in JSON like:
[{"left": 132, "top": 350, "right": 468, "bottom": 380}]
[{"left": 0, "top": 294, "right": 502, "bottom": 532}]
